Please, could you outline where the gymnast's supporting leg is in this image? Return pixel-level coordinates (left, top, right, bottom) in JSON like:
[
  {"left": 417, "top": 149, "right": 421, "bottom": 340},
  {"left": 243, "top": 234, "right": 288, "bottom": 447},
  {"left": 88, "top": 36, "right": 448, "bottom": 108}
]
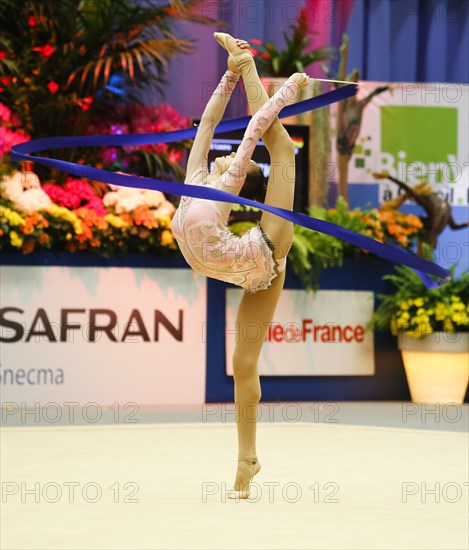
[{"left": 214, "top": 35, "right": 307, "bottom": 497}]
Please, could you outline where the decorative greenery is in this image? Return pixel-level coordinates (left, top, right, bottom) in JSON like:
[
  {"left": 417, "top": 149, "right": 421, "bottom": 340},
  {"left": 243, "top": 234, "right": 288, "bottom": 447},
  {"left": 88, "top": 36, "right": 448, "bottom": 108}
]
[
  {"left": 249, "top": 8, "right": 335, "bottom": 77},
  {"left": 0, "top": 0, "right": 213, "bottom": 180},
  {"left": 228, "top": 197, "right": 424, "bottom": 290},
  {"left": 310, "top": 196, "right": 423, "bottom": 253},
  {"left": 367, "top": 260, "right": 469, "bottom": 340}
]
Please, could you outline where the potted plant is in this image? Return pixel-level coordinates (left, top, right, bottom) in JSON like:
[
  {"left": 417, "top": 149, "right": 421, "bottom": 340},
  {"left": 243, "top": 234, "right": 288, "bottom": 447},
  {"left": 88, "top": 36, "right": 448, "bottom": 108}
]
[
  {"left": 249, "top": 7, "right": 335, "bottom": 124},
  {"left": 367, "top": 264, "right": 469, "bottom": 404}
]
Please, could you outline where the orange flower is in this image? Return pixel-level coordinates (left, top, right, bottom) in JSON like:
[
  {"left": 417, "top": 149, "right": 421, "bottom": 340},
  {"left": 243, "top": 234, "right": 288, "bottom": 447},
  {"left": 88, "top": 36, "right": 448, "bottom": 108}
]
[
  {"left": 21, "top": 241, "right": 35, "bottom": 254},
  {"left": 37, "top": 233, "right": 50, "bottom": 245},
  {"left": 133, "top": 205, "right": 159, "bottom": 228},
  {"left": 386, "top": 223, "right": 399, "bottom": 235}
]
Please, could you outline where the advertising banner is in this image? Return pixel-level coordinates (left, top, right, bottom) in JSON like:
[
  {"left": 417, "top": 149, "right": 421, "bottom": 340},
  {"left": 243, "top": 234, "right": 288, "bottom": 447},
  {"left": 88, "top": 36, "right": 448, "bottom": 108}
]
[
  {"left": 335, "top": 82, "right": 469, "bottom": 206},
  {"left": 0, "top": 266, "right": 206, "bottom": 406},
  {"left": 226, "top": 289, "right": 374, "bottom": 376}
]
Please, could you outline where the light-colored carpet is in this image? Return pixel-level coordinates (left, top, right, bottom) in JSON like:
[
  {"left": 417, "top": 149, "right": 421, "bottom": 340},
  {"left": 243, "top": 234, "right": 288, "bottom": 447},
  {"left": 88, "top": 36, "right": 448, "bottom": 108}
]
[{"left": 1, "top": 422, "right": 468, "bottom": 550}]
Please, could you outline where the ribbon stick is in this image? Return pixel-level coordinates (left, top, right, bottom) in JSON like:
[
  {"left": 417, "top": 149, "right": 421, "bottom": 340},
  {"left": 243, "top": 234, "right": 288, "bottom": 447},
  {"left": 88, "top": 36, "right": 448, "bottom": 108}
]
[{"left": 11, "top": 84, "right": 450, "bottom": 288}]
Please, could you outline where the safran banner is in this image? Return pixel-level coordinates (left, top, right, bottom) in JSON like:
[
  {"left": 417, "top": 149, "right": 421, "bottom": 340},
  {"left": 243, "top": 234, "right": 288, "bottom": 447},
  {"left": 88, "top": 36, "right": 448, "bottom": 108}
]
[
  {"left": 0, "top": 266, "right": 206, "bottom": 406},
  {"left": 225, "top": 289, "right": 374, "bottom": 376},
  {"left": 338, "top": 82, "right": 469, "bottom": 206}
]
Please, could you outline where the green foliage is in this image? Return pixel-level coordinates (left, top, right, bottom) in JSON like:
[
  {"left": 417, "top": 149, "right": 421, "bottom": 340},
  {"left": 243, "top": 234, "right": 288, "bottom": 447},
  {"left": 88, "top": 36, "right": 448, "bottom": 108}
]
[
  {"left": 289, "top": 223, "right": 344, "bottom": 290},
  {"left": 0, "top": 0, "right": 212, "bottom": 137},
  {"left": 252, "top": 8, "right": 335, "bottom": 77},
  {"left": 227, "top": 195, "right": 426, "bottom": 292},
  {"left": 309, "top": 196, "right": 367, "bottom": 257},
  {"left": 367, "top": 263, "right": 469, "bottom": 339}
]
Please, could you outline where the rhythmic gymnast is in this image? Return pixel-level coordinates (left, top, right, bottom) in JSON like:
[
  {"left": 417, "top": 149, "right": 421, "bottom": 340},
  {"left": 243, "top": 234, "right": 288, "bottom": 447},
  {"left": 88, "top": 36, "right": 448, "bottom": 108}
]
[{"left": 171, "top": 32, "right": 308, "bottom": 499}]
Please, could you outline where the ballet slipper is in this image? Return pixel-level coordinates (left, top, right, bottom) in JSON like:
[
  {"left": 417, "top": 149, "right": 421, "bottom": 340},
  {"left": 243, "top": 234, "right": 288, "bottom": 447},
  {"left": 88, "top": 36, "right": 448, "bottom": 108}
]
[
  {"left": 227, "top": 458, "right": 261, "bottom": 500},
  {"left": 213, "top": 32, "right": 253, "bottom": 72}
]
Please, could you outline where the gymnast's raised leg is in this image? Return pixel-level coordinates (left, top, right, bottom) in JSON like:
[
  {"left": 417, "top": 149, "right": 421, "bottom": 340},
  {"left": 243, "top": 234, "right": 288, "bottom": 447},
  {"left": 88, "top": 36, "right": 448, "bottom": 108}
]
[{"left": 214, "top": 33, "right": 307, "bottom": 498}]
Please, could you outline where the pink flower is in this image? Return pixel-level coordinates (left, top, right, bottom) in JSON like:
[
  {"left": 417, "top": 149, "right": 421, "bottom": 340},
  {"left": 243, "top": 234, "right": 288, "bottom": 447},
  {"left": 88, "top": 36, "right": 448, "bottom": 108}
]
[
  {"left": 250, "top": 48, "right": 259, "bottom": 56},
  {"left": 101, "top": 148, "right": 118, "bottom": 165},
  {"left": 33, "top": 44, "right": 55, "bottom": 57},
  {"left": 167, "top": 149, "right": 182, "bottom": 164},
  {"left": 0, "top": 102, "right": 12, "bottom": 123},
  {"left": 78, "top": 96, "right": 93, "bottom": 111},
  {"left": 28, "top": 16, "right": 36, "bottom": 27},
  {"left": 47, "top": 81, "right": 59, "bottom": 93},
  {"left": 250, "top": 38, "right": 262, "bottom": 45},
  {"left": 43, "top": 178, "right": 105, "bottom": 213},
  {"left": 0, "top": 126, "right": 30, "bottom": 159}
]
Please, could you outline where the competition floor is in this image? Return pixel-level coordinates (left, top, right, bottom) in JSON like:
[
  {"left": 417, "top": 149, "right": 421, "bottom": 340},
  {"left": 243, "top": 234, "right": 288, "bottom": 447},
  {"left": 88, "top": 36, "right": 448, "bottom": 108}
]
[{"left": 1, "top": 403, "right": 468, "bottom": 550}]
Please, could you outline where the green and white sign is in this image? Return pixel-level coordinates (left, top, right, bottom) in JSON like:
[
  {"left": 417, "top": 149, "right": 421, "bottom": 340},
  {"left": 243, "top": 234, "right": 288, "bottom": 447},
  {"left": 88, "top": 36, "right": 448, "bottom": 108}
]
[{"left": 336, "top": 83, "right": 469, "bottom": 206}]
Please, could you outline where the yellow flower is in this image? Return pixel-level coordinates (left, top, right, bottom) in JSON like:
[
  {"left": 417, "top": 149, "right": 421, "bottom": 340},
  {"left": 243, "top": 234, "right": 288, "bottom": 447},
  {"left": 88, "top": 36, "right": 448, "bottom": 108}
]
[
  {"left": 399, "top": 301, "right": 409, "bottom": 311},
  {"left": 46, "top": 205, "right": 83, "bottom": 235},
  {"left": 160, "top": 229, "right": 174, "bottom": 247},
  {"left": 9, "top": 231, "right": 23, "bottom": 248},
  {"left": 450, "top": 296, "right": 460, "bottom": 302},
  {"left": 435, "top": 302, "right": 449, "bottom": 321},
  {"left": 104, "top": 213, "right": 130, "bottom": 229},
  {"left": 413, "top": 297, "right": 425, "bottom": 307},
  {"left": 396, "top": 317, "right": 409, "bottom": 329},
  {"left": 157, "top": 215, "right": 172, "bottom": 229},
  {"left": 451, "top": 311, "right": 468, "bottom": 325},
  {"left": 443, "top": 318, "right": 455, "bottom": 332},
  {"left": 0, "top": 206, "right": 25, "bottom": 226},
  {"left": 450, "top": 302, "right": 465, "bottom": 312},
  {"left": 65, "top": 233, "right": 72, "bottom": 241}
]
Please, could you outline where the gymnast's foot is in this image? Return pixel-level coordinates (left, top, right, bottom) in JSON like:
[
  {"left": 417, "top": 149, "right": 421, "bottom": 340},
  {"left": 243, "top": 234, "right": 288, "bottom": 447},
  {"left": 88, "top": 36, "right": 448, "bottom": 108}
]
[
  {"left": 227, "top": 457, "right": 261, "bottom": 500},
  {"left": 213, "top": 32, "right": 253, "bottom": 72}
]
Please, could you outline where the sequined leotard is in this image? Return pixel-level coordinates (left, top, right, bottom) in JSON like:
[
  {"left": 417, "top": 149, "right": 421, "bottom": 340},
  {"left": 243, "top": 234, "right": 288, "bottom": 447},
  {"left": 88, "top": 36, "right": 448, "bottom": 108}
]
[{"left": 171, "top": 72, "right": 300, "bottom": 293}]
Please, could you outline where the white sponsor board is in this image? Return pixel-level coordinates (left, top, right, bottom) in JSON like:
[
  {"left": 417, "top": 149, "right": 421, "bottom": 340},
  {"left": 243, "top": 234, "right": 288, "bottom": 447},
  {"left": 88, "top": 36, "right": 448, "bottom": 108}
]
[
  {"left": 330, "top": 82, "right": 469, "bottom": 205},
  {"left": 226, "top": 289, "right": 374, "bottom": 376},
  {"left": 0, "top": 266, "right": 206, "bottom": 406}
]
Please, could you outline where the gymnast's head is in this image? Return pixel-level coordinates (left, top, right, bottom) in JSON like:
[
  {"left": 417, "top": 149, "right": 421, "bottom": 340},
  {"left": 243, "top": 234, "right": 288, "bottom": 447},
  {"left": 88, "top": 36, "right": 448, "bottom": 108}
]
[{"left": 213, "top": 154, "right": 267, "bottom": 202}]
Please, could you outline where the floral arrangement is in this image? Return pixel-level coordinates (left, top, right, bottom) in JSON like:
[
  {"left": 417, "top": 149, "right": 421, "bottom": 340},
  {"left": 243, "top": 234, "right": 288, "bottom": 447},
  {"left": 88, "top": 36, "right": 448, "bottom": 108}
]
[
  {"left": 0, "top": 96, "right": 181, "bottom": 257},
  {"left": 1, "top": 173, "right": 177, "bottom": 257},
  {"left": 85, "top": 103, "right": 191, "bottom": 180},
  {"left": 310, "top": 197, "right": 423, "bottom": 252},
  {"left": 0, "top": 0, "right": 208, "bottom": 140},
  {"left": 0, "top": 0, "right": 214, "bottom": 187},
  {"left": 367, "top": 263, "right": 469, "bottom": 340},
  {"left": 0, "top": 104, "right": 30, "bottom": 160},
  {"left": 249, "top": 8, "right": 335, "bottom": 77}
]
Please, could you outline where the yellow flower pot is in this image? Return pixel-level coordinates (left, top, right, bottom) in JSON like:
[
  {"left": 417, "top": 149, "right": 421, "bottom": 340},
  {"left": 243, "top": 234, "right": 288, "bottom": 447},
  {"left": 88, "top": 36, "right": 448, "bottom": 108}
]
[{"left": 398, "top": 332, "right": 469, "bottom": 404}]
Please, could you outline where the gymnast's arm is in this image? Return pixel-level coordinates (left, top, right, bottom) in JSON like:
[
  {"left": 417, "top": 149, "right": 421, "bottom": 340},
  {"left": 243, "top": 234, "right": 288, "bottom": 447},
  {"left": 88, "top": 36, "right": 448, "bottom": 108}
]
[{"left": 184, "top": 70, "right": 240, "bottom": 183}]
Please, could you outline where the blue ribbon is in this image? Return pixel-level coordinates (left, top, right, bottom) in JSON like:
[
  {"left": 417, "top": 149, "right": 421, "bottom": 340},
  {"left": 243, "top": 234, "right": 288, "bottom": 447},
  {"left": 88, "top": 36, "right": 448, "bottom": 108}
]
[{"left": 11, "top": 84, "right": 450, "bottom": 288}]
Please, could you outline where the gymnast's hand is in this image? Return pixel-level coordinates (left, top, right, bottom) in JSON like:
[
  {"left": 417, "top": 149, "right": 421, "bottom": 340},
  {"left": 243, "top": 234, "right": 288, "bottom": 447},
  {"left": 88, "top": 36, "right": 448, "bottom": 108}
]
[{"left": 287, "top": 73, "right": 309, "bottom": 89}]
